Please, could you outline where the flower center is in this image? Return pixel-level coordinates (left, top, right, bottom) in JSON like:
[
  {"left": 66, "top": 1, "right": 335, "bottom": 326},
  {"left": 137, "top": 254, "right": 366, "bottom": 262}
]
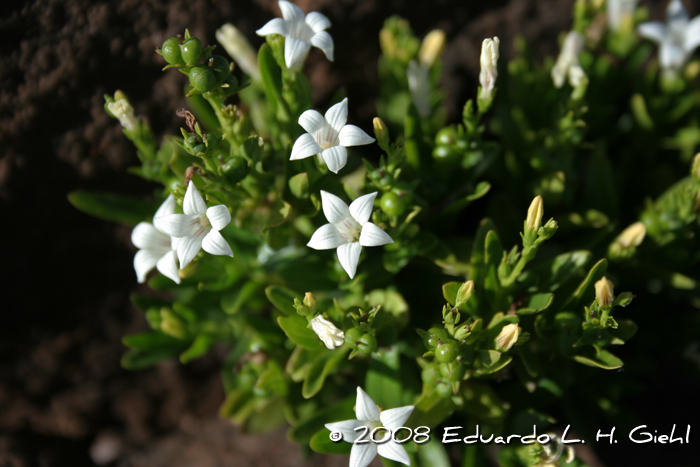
[
  {"left": 320, "top": 141, "right": 331, "bottom": 150},
  {"left": 336, "top": 217, "right": 362, "bottom": 243},
  {"left": 199, "top": 215, "right": 211, "bottom": 228},
  {"left": 290, "top": 21, "right": 314, "bottom": 43}
]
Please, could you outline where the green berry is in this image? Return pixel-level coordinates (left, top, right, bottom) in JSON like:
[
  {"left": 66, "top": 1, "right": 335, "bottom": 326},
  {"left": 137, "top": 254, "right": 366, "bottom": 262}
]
[
  {"left": 423, "top": 327, "right": 449, "bottom": 349},
  {"left": 193, "top": 143, "right": 206, "bottom": 155},
  {"left": 435, "top": 380, "right": 452, "bottom": 398},
  {"left": 440, "top": 362, "right": 466, "bottom": 382},
  {"left": 435, "top": 127, "right": 457, "bottom": 146},
  {"left": 162, "top": 37, "right": 184, "bottom": 65},
  {"left": 435, "top": 340, "right": 459, "bottom": 363},
  {"left": 421, "top": 364, "right": 441, "bottom": 385},
  {"left": 432, "top": 145, "right": 460, "bottom": 162},
  {"left": 208, "top": 55, "right": 230, "bottom": 83},
  {"left": 181, "top": 38, "right": 205, "bottom": 65},
  {"left": 380, "top": 191, "right": 404, "bottom": 217},
  {"left": 189, "top": 66, "right": 217, "bottom": 92},
  {"left": 344, "top": 327, "right": 363, "bottom": 346},
  {"left": 357, "top": 333, "right": 377, "bottom": 355},
  {"left": 222, "top": 156, "right": 249, "bottom": 183}
]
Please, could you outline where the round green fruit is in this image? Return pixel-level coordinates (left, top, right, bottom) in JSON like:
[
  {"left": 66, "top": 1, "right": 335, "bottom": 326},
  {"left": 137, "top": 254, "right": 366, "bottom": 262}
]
[
  {"left": 222, "top": 156, "right": 249, "bottom": 183},
  {"left": 208, "top": 55, "right": 230, "bottom": 83},
  {"left": 380, "top": 191, "right": 404, "bottom": 217},
  {"left": 344, "top": 327, "right": 363, "bottom": 346},
  {"left": 435, "top": 380, "right": 452, "bottom": 398},
  {"left": 435, "top": 127, "right": 457, "bottom": 146},
  {"left": 423, "top": 327, "right": 449, "bottom": 349},
  {"left": 421, "top": 364, "right": 441, "bottom": 385},
  {"left": 162, "top": 37, "right": 183, "bottom": 65},
  {"left": 181, "top": 38, "right": 205, "bottom": 65},
  {"left": 435, "top": 340, "right": 459, "bottom": 363},
  {"left": 357, "top": 333, "right": 377, "bottom": 355},
  {"left": 189, "top": 66, "right": 217, "bottom": 92},
  {"left": 440, "top": 362, "right": 466, "bottom": 382}
]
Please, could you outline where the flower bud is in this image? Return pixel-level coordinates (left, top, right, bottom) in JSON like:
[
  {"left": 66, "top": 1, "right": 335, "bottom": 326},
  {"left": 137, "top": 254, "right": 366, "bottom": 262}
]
[
  {"left": 373, "top": 117, "right": 390, "bottom": 148},
  {"left": 526, "top": 196, "right": 544, "bottom": 233},
  {"left": 478, "top": 37, "right": 500, "bottom": 99},
  {"left": 595, "top": 277, "right": 615, "bottom": 307},
  {"left": 107, "top": 98, "right": 137, "bottom": 131},
  {"left": 616, "top": 222, "right": 646, "bottom": 248},
  {"left": 310, "top": 315, "right": 345, "bottom": 350},
  {"left": 455, "top": 280, "right": 475, "bottom": 308},
  {"left": 160, "top": 308, "right": 187, "bottom": 339},
  {"left": 303, "top": 292, "right": 317, "bottom": 310},
  {"left": 692, "top": 153, "right": 700, "bottom": 180},
  {"left": 419, "top": 30, "right": 446, "bottom": 68},
  {"left": 495, "top": 323, "right": 521, "bottom": 352},
  {"left": 551, "top": 31, "right": 586, "bottom": 89},
  {"left": 216, "top": 24, "right": 261, "bottom": 81},
  {"left": 607, "top": 0, "right": 639, "bottom": 31}
]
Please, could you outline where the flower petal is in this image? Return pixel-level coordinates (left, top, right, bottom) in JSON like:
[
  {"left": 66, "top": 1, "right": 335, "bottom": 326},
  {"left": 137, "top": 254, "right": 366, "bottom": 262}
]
[
  {"left": 637, "top": 21, "right": 666, "bottom": 44},
  {"left": 285, "top": 36, "right": 311, "bottom": 69},
  {"left": 132, "top": 222, "right": 170, "bottom": 250},
  {"left": 379, "top": 406, "right": 414, "bottom": 431},
  {"left": 660, "top": 41, "right": 686, "bottom": 70},
  {"left": 307, "top": 223, "right": 346, "bottom": 250},
  {"left": 202, "top": 229, "right": 234, "bottom": 257},
  {"left": 377, "top": 442, "right": 410, "bottom": 466},
  {"left": 324, "top": 98, "right": 348, "bottom": 133},
  {"left": 177, "top": 229, "right": 206, "bottom": 269},
  {"left": 338, "top": 125, "right": 375, "bottom": 148},
  {"left": 256, "top": 18, "right": 288, "bottom": 37},
  {"left": 206, "top": 205, "right": 231, "bottom": 231},
  {"left": 349, "top": 192, "right": 377, "bottom": 226},
  {"left": 183, "top": 182, "right": 207, "bottom": 216},
  {"left": 685, "top": 16, "right": 700, "bottom": 51},
  {"left": 156, "top": 213, "right": 198, "bottom": 238},
  {"left": 279, "top": 0, "right": 304, "bottom": 26},
  {"left": 320, "top": 145, "right": 348, "bottom": 173},
  {"left": 305, "top": 11, "right": 331, "bottom": 33},
  {"left": 667, "top": 0, "right": 688, "bottom": 26},
  {"left": 337, "top": 242, "right": 362, "bottom": 278},
  {"left": 290, "top": 133, "right": 322, "bottom": 160},
  {"left": 320, "top": 190, "right": 351, "bottom": 224},
  {"left": 156, "top": 250, "right": 181, "bottom": 284},
  {"left": 154, "top": 195, "right": 177, "bottom": 220},
  {"left": 355, "top": 387, "right": 380, "bottom": 421},
  {"left": 359, "top": 222, "right": 394, "bottom": 247},
  {"left": 298, "top": 109, "right": 325, "bottom": 136},
  {"left": 324, "top": 419, "right": 363, "bottom": 443},
  {"left": 134, "top": 249, "right": 160, "bottom": 283},
  {"left": 310, "top": 31, "right": 334, "bottom": 61},
  {"left": 349, "top": 442, "right": 378, "bottom": 467}
]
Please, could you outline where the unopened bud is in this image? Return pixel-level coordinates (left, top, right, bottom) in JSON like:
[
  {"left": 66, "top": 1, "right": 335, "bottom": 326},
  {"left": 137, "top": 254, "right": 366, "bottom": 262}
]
[
  {"left": 419, "top": 30, "right": 446, "bottom": 68},
  {"left": 455, "top": 280, "right": 475, "bottom": 308},
  {"left": 526, "top": 196, "right": 544, "bottom": 233},
  {"left": 160, "top": 308, "right": 187, "bottom": 339},
  {"left": 478, "top": 37, "right": 500, "bottom": 100},
  {"left": 595, "top": 276, "right": 615, "bottom": 307},
  {"left": 692, "top": 153, "right": 700, "bottom": 179},
  {"left": 551, "top": 31, "right": 586, "bottom": 89},
  {"left": 373, "top": 117, "right": 390, "bottom": 147},
  {"left": 303, "top": 292, "right": 317, "bottom": 310},
  {"left": 216, "top": 24, "right": 261, "bottom": 81},
  {"left": 107, "top": 98, "right": 137, "bottom": 131},
  {"left": 495, "top": 323, "right": 521, "bottom": 352},
  {"left": 616, "top": 222, "right": 646, "bottom": 248},
  {"left": 310, "top": 315, "right": 345, "bottom": 350}
]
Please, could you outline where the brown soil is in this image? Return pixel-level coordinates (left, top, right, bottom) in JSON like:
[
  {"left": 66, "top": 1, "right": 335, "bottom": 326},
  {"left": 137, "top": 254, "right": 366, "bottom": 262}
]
[{"left": 0, "top": 0, "right": 589, "bottom": 466}]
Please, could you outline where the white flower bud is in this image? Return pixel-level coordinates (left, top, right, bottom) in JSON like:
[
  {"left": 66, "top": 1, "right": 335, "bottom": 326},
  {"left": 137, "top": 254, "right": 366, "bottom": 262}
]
[
  {"left": 526, "top": 195, "right": 544, "bottom": 233},
  {"left": 216, "top": 24, "right": 261, "bottom": 82},
  {"left": 595, "top": 277, "right": 615, "bottom": 307},
  {"left": 551, "top": 31, "right": 586, "bottom": 89},
  {"left": 478, "top": 37, "right": 500, "bottom": 99},
  {"left": 495, "top": 323, "right": 521, "bottom": 352},
  {"left": 616, "top": 222, "right": 646, "bottom": 248},
  {"left": 419, "top": 30, "right": 446, "bottom": 68},
  {"left": 310, "top": 315, "right": 345, "bottom": 350},
  {"left": 107, "top": 99, "right": 137, "bottom": 131}
]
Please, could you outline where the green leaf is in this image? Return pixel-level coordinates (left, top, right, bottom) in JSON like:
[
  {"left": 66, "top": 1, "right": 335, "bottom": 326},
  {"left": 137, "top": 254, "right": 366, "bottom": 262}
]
[
  {"left": 302, "top": 346, "right": 350, "bottom": 398},
  {"left": 288, "top": 395, "right": 355, "bottom": 444},
  {"left": 179, "top": 334, "right": 214, "bottom": 364},
  {"left": 256, "top": 360, "right": 287, "bottom": 396},
  {"left": 130, "top": 293, "right": 171, "bottom": 313},
  {"left": 415, "top": 437, "right": 451, "bottom": 467},
  {"left": 121, "top": 347, "right": 183, "bottom": 370},
  {"left": 310, "top": 428, "right": 352, "bottom": 455},
  {"left": 262, "top": 198, "right": 292, "bottom": 232},
  {"left": 258, "top": 43, "right": 284, "bottom": 114},
  {"left": 219, "top": 389, "right": 257, "bottom": 424},
  {"left": 564, "top": 258, "right": 607, "bottom": 310},
  {"left": 68, "top": 191, "right": 157, "bottom": 226},
  {"left": 442, "top": 282, "right": 461, "bottom": 306},
  {"left": 406, "top": 390, "right": 456, "bottom": 429},
  {"left": 516, "top": 293, "right": 554, "bottom": 315},
  {"left": 122, "top": 331, "right": 183, "bottom": 351},
  {"left": 612, "top": 291, "right": 634, "bottom": 307},
  {"left": 277, "top": 316, "right": 324, "bottom": 351},
  {"left": 573, "top": 349, "right": 623, "bottom": 370},
  {"left": 289, "top": 172, "right": 309, "bottom": 198},
  {"left": 221, "top": 281, "right": 262, "bottom": 314},
  {"left": 470, "top": 218, "right": 497, "bottom": 284},
  {"left": 478, "top": 350, "right": 502, "bottom": 368},
  {"left": 265, "top": 286, "right": 298, "bottom": 316},
  {"left": 610, "top": 319, "right": 638, "bottom": 344},
  {"left": 483, "top": 230, "right": 504, "bottom": 303},
  {"left": 365, "top": 345, "right": 403, "bottom": 408},
  {"left": 521, "top": 250, "right": 591, "bottom": 291}
]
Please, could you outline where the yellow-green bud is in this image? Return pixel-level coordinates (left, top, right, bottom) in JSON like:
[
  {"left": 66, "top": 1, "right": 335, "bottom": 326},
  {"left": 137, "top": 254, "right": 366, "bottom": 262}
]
[
  {"left": 303, "top": 292, "right": 317, "bottom": 310},
  {"left": 616, "top": 222, "right": 646, "bottom": 248},
  {"left": 455, "top": 280, "right": 475, "bottom": 308},
  {"left": 526, "top": 195, "right": 544, "bottom": 233},
  {"left": 595, "top": 276, "right": 615, "bottom": 307},
  {"left": 107, "top": 98, "right": 137, "bottom": 131},
  {"left": 160, "top": 308, "right": 187, "bottom": 339},
  {"left": 495, "top": 323, "right": 521, "bottom": 352},
  {"left": 373, "top": 117, "right": 390, "bottom": 147},
  {"left": 692, "top": 153, "right": 700, "bottom": 179},
  {"left": 419, "top": 30, "right": 446, "bottom": 68}
]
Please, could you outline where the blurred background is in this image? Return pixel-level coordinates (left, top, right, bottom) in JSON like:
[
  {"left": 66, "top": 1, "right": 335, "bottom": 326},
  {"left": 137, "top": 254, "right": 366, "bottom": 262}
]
[{"left": 0, "top": 0, "right": 694, "bottom": 466}]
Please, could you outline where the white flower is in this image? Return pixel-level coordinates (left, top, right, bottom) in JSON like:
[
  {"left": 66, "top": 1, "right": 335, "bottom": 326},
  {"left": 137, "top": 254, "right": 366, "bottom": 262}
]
[
  {"left": 156, "top": 182, "right": 233, "bottom": 269},
  {"left": 131, "top": 195, "right": 180, "bottom": 284},
  {"left": 216, "top": 24, "right": 261, "bottom": 82},
  {"left": 307, "top": 191, "right": 393, "bottom": 279},
  {"left": 325, "top": 387, "right": 415, "bottom": 467},
  {"left": 551, "top": 31, "right": 587, "bottom": 89},
  {"left": 290, "top": 98, "right": 375, "bottom": 174},
  {"left": 607, "top": 0, "right": 639, "bottom": 31},
  {"left": 637, "top": 0, "right": 700, "bottom": 72},
  {"left": 479, "top": 37, "right": 500, "bottom": 100},
  {"left": 310, "top": 315, "right": 345, "bottom": 349},
  {"left": 406, "top": 60, "right": 430, "bottom": 117},
  {"left": 256, "top": 0, "right": 334, "bottom": 70},
  {"left": 107, "top": 99, "right": 137, "bottom": 131}
]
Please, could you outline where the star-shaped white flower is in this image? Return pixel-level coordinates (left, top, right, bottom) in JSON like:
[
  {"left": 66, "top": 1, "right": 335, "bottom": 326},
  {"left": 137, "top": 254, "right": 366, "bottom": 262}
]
[
  {"left": 308, "top": 191, "right": 393, "bottom": 279},
  {"left": 256, "top": 0, "right": 334, "bottom": 70},
  {"left": 131, "top": 195, "right": 180, "bottom": 284},
  {"left": 325, "top": 387, "right": 415, "bottom": 467},
  {"left": 290, "top": 98, "right": 375, "bottom": 174},
  {"left": 638, "top": 0, "right": 700, "bottom": 72},
  {"left": 310, "top": 315, "right": 345, "bottom": 349},
  {"left": 156, "top": 183, "right": 233, "bottom": 269}
]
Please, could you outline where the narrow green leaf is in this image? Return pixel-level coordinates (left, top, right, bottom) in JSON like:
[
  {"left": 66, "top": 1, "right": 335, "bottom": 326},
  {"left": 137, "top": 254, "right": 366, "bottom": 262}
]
[
  {"left": 309, "top": 428, "right": 352, "bottom": 455},
  {"left": 179, "top": 334, "right": 214, "bottom": 364},
  {"left": 278, "top": 316, "right": 324, "bottom": 351},
  {"left": 265, "top": 285, "right": 298, "bottom": 316},
  {"left": 442, "top": 282, "right": 461, "bottom": 306},
  {"left": 573, "top": 349, "right": 623, "bottom": 370},
  {"left": 302, "top": 346, "right": 350, "bottom": 398},
  {"left": 68, "top": 191, "right": 156, "bottom": 226},
  {"left": 516, "top": 293, "right": 554, "bottom": 315}
]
